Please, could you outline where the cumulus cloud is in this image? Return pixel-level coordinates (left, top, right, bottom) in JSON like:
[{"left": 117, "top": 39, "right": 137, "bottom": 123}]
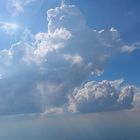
[
  {"left": 0, "top": 3, "right": 139, "bottom": 116},
  {"left": 68, "top": 80, "right": 136, "bottom": 113}
]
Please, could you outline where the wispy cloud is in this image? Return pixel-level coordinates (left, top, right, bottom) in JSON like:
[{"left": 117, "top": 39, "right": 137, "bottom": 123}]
[
  {"left": 0, "top": 22, "right": 19, "bottom": 35},
  {"left": 121, "top": 42, "right": 140, "bottom": 53},
  {"left": 7, "top": 0, "right": 37, "bottom": 15}
]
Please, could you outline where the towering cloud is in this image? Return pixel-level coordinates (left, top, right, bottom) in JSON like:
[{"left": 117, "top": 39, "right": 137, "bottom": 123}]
[{"left": 0, "top": 3, "right": 139, "bottom": 116}]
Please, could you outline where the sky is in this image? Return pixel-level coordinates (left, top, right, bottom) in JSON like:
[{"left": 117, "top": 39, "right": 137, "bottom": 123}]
[
  {"left": 1, "top": 0, "right": 140, "bottom": 140},
  {"left": 0, "top": 0, "right": 140, "bottom": 117}
]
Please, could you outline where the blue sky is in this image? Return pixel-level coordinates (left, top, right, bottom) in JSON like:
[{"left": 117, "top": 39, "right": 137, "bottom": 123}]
[
  {"left": 66, "top": 0, "right": 140, "bottom": 86},
  {"left": 0, "top": 0, "right": 140, "bottom": 43},
  {"left": 67, "top": 0, "right": 140, "bottom": 42},
  {"left": 0, "top": 0, "right": 140, "bottom": 116}
]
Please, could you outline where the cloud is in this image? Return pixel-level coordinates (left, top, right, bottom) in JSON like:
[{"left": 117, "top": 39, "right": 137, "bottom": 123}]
[
  {"left": 64, "top": 54, "right": 83, "bottom": 65},
  {"left": 134, "top": 94, "right": 140, "bottom": 111},
  {"left": 41, "top": 107, "right": 64, "bottom": 117},
  {"left": 0, "top": 22, "right": 19, "bottom": 35},
  {"left": 68, "top": 79, "right": 136, "bottom": 113},
  {"left": 7, "top": 0, "right": 37, "bottom": 15},
  {"left": 34, "top": 28, "right": 72, "bottom": 58},
  {"left": 121, "top": 42, "right": 140, "bottom": 53},
  {"left": 0, "top": 3, "right": 139, "bottom": 116}
]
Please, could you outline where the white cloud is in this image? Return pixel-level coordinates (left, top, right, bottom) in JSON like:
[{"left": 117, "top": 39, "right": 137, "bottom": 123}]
[
  {"left": 34, "top": 28, "right": 72, "bottom": 58},
  {"left": 41, "top": 107, "right": 64, "bottom": 117},
  {"left": 50, "top": 28, "right": 72, "bottom": 40},
  {"left": 0, "top": 22, "right": 18, "bottom": 35},
  {"left": 7, "top": 0, "right": 37, "bottom": 15},
  {"left": 68, "top": 80, "right": 136, "bottom": 113},
  {"left": 64, "top": 54, "right": 83, "bottom": 65},
  {"left": 7, "top": 0, "right": 23, "bottom": 15},
  {"left": 121, "top": 42, "right": 140, "bottom": 53},
  {"left": 0, "top": 3, "right": 139, "bottom": 116}
]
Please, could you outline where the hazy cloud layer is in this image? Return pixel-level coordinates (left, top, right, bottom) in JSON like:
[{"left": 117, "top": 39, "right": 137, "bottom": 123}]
[{"left": 0, "top": 3, "right": 139, "bottom": 116}]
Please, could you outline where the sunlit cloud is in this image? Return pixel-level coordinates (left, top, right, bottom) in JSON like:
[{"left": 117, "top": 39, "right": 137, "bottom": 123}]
[{"left": 68, "top": 79, "right": 136, "bottom": 113}]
